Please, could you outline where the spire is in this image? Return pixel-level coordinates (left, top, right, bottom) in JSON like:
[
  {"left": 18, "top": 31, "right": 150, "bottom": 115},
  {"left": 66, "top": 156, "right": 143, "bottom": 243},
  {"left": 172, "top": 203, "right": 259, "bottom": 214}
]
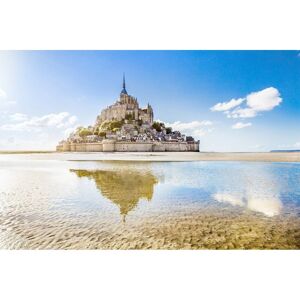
[{"left": 121, "top": 73, "right": 128, "bottom": 95}]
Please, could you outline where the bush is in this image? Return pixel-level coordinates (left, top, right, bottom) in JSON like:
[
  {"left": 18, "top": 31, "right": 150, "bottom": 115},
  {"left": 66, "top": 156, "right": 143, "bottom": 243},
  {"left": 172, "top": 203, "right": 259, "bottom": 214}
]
[
  {"left": 98, "top": 131, "right": 106, "bottom": 137},
  {"left": 166, "top": 127, "right": 172, "bottom": 134},
  {"left": 125, "top": 113, "right": 133, "bottom": 121},
  {"left": 99, "top": 120, "right": 124, "bottom": 131},
  {"left": 78, "top": 128, "right": 93, "bottom": 138},
  {"left": 152, "top": 121, "right": 164, "bottom": 132}
]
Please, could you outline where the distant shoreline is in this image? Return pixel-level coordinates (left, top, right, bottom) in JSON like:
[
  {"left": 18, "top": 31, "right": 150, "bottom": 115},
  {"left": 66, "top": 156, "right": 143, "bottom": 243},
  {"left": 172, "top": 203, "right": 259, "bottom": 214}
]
[
  {"left": 0, "top": 151, "right": 56, "bottom": 154},
  {"left": 0, "top": 151, "right": 299, "bottom": 162}
]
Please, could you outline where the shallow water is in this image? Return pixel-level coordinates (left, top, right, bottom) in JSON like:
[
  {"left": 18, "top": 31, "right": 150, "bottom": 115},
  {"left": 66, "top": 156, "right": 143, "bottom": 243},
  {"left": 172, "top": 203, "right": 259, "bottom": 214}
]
[{"left": 0, "top": 156, "right": 299, "bottom": 249}]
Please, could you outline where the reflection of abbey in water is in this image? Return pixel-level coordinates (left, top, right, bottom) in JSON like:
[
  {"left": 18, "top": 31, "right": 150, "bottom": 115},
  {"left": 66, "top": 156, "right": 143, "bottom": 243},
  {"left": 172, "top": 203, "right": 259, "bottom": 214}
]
[{"left": 71, "top": 169, "right": 158, "bottom": 221}]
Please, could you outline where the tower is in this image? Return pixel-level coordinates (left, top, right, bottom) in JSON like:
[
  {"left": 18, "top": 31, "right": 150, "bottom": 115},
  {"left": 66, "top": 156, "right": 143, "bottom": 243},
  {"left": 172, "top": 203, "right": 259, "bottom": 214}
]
[{"left": 120, "top": 73, "right": 128, "bottom": 95}]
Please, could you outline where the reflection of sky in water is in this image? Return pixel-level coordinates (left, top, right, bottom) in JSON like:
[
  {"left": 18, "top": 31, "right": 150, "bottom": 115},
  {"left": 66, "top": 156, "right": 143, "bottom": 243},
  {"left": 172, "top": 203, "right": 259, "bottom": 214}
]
[
  {"left": 68, "top": 161, "right": 300, "bottom": 219},
  {"left": 1, "top": 160, "right": 300, "bottom": 222}
]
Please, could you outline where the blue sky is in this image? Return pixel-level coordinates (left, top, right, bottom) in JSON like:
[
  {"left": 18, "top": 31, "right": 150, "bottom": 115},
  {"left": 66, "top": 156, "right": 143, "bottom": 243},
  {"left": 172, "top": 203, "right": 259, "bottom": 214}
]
[{"left": 0, "top": 50, "right": 299, "bottom": 151}]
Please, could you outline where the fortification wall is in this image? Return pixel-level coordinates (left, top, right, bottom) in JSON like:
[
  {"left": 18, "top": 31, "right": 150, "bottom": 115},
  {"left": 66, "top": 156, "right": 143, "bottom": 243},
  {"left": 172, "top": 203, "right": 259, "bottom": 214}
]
[
  {"left": 56, "top": 141, "right": 199, "bottom": 152},
  {"left": 102, "top": 140, "right": 116, "bottom": 152},
  {"left": 85, "top": 143, "right": 103, "bottom": 152},
  {"left": 115, "top": 142, "right": 153, "bottom": 152},
  {"left": 155, "top": 142, "right": 194, "bottom": 152}
]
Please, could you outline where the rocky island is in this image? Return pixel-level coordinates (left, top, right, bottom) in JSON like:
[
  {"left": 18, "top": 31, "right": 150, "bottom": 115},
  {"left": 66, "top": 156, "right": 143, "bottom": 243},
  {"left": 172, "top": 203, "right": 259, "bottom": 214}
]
[{"left": 57, "top": 75, "right": 199, "bottom": 152}]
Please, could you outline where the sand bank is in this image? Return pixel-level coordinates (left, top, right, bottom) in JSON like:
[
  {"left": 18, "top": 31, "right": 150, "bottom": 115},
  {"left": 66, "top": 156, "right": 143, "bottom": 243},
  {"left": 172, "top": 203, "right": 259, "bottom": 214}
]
[{"left": 0, "top": 151, "right": 299, "bottom": 162}]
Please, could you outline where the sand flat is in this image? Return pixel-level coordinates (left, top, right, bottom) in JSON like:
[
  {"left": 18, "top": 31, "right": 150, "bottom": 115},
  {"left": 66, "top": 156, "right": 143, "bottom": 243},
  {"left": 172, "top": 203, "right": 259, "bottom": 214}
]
[
  {"left": 0, "top": 151, "right": 299, "bottom": 162},
  {"left": 1, "top": 155, "right": 299, "bottom": 249}
]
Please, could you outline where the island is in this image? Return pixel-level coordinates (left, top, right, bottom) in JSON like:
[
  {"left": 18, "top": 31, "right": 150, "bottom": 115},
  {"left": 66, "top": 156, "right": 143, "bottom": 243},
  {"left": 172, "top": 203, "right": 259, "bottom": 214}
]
[{"left": 56, "top": 75, "right": 200, "bottom": 152}]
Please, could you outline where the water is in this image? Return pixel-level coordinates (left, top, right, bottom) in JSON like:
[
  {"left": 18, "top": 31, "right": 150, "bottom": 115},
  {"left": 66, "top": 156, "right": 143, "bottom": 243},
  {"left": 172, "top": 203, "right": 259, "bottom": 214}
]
[{"left": 0, "top": 155, "right": 299, "bottom": 249}]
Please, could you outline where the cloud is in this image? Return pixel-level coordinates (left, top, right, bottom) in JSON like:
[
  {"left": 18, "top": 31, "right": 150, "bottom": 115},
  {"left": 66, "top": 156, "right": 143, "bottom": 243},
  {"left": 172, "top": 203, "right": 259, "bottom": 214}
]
[
  {"left": 294, "top": 142, "right": 300, "bottom": 148},
  {"left": 0, "top": 112, "right": 78, "bottom": 132},
  {"left": 210, "top": 98, "right": 244, "bottom": 112},
  {"left": 247, "top": 87, "right": 282, "bottom": 111},
  {"left": 211, "top": 87, "right": 282, "bottom": 119},
  {"left": 0, "top": 88, "right": 16, "bottom": 108},
  {"left": 247, "top": 196, "right": 282, "bottom": 217},
  {"left": 232, "top": 122, "right": 252, "bottom": 129},
  {"left": 9, "top": 113, "right": 28, "bottom": 122},
  {"left": 163, "top": 120, "right": 213, "bottom": 138},
  {"left": 227, "top": 107, "right": 257, "bottom": 118},
  {"left": 213, "top": 193, "right": 244, "bottom": 207},
  {"left": 0, "top": 88, "right": 7, "bottom": 98}
]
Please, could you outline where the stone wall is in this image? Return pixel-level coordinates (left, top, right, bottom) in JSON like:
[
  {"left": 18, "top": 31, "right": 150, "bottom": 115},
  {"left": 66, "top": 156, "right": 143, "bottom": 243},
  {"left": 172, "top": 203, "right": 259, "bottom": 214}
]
[
  {"left": 115, "top": 141, "right": 153, "bottom": 152},
  {"left": 57, "top": 140, "right": 200, "bottom": 152}
]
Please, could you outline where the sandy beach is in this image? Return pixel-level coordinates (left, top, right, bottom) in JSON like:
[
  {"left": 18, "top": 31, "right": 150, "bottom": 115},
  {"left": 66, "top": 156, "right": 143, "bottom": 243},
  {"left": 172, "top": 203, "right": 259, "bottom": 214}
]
[{"left": 0, "top": 151, "right": 299, "bottom": 162}]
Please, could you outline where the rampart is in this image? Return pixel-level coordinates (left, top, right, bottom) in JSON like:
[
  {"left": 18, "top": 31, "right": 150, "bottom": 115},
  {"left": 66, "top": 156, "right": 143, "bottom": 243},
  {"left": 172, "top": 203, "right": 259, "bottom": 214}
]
[{"left": 56, "top": 140, "right": 199, "bottom": 152}]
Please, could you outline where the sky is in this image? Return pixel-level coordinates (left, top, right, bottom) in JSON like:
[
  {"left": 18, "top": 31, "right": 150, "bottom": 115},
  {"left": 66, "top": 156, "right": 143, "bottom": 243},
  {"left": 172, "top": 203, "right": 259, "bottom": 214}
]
[{"left": 0, "top": 50, "right": 299, "bottom": 151}]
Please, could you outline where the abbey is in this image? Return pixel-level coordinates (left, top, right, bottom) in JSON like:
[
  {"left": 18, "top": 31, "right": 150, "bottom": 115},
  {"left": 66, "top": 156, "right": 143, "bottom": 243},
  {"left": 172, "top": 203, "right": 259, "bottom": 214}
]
[
  {"left": 96, "top": 75, "right": 154, "bottom": 125},
  {"left": 57, "top": 76, "right": 199, "bottom": 152}
]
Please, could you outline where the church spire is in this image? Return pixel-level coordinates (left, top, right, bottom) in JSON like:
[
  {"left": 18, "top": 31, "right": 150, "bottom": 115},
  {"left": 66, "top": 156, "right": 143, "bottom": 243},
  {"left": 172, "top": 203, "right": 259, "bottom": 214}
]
[{"left": 121, "top": 73, "right": 128, "bottom": 95}]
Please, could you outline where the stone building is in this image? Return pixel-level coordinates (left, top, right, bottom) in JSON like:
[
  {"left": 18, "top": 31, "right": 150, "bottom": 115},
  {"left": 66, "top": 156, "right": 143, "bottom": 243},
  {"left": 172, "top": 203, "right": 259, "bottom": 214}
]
[{"left": 96, "top": 74, "right": 153, "bottom": 126}]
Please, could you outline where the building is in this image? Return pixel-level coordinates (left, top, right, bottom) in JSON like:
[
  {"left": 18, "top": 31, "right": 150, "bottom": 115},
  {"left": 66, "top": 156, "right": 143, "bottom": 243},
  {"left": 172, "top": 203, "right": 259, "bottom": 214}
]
[
  {"left": 96, "top": 74, "right": 153, "bottom": 125},
  {"left": 56, "top": 75, "right": 200, "bottom": 152}
]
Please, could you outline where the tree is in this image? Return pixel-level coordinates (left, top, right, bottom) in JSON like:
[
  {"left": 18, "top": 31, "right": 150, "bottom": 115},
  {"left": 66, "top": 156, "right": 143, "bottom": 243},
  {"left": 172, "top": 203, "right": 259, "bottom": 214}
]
[
  {"left": 98, "top": 131, "right": 106, "bottom": 137},
  {"left": 166, "top": 127, "right": 172, "bottom": 134},
  {"left": 79, "top": 128, "right": 93, "bottom": 138},
  {"left": 152, "top": 121, "right": 162, "bottom": 132},
  {"left": 125, "top": 113, "right": 133, "bottom": 121}
]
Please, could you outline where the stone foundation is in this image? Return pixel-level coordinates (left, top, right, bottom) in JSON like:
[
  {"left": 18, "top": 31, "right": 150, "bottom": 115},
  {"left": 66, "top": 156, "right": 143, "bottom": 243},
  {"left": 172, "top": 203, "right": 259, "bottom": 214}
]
[{"left": 56, "top": 140, "right": 200, "bottom": 152}]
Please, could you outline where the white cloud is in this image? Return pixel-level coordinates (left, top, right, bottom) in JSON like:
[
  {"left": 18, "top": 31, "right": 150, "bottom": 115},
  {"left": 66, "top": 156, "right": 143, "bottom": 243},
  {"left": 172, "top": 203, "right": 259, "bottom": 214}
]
[
  {"left": 0, "top": 112, "right": 78, "bottom": 132},
  {"left": 0, "top": 88, "right": 16, "bottom": 108},
  {"left": 164, "top": 120, "right": 214, "bottom": 138},
  {"left": 213, "top": 193, "right": 244, "bottom": 207},
  {"left": 210, "top": 98, "right": 244, "bottom": 112},
  {"left": 232, "top": 122, "right": 252, "bottom": 129},
  {"left": 246, "top": 87, "right": 282, "bottom": 112},
  {"left": 9, "top": 113, "right": 28, "bottom": 122},
  {"left": 64, "top": 125, "right": 80, "bottom": 138},
  {"left": 0, "top": 88, "right": 7, "bottom": 98},
  {"left": 228, "top": 107, "right": 257, "bottom": 118},
  {"left": 0, "top": 111, "right": 79, "bottom": 150},
  {"left": 247, "top": 196, "right": 282, "bottom": 217},
  {"left": 294, "top": 142, "right": 300, "bottom": 148},
  {"left": 211, "top": 87, "right": 282, "bottom": 120}
]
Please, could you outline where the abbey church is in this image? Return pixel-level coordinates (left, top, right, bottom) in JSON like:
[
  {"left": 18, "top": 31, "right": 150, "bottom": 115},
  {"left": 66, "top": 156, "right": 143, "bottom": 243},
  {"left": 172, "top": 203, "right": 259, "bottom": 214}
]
[{"left": 96, "top": 75, "right": 154, "bottom": 125}]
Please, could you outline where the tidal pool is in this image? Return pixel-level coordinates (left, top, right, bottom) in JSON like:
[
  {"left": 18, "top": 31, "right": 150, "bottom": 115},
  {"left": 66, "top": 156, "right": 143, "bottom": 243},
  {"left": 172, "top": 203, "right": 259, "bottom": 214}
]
[{"left": 0, "top": 156, "right": 299, "bottom": 249}]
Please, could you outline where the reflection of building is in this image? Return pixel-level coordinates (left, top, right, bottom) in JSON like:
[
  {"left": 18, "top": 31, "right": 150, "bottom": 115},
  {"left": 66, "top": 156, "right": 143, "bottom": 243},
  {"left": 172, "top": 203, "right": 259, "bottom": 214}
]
[{"left": 71, "top": 169, "right": 158, "bottom": 221}]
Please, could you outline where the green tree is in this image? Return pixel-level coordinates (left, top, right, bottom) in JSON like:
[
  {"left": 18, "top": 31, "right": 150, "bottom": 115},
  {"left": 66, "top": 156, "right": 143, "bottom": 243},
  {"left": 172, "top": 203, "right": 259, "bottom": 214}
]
[
  {"left": 98, "top": 131, "right": 106, "bottom": 137},
  {"left": 79, "top": 128, "right": 93, "bottom": 138},
  {"left": 125, "top": 113, "right": 133, "bottom": 121},
  {"left": 152, "top": 121, "right": 163, "bottom": 132},
  {"left": 166, "top": 127, "right": 172, "bottom": 134}
]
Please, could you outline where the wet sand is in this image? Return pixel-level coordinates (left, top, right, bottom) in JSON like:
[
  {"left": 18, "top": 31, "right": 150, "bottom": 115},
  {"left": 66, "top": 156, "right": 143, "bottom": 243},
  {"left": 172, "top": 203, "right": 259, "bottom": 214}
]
[
  {"left": 0, "top": 154, "right": 299, "bottom": 249},
  {"left": 0, "top": 151, "right": 299, "bottom": 162},
  {"left": 1, "top": 208, "right": 299, "bottom": 249}
]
